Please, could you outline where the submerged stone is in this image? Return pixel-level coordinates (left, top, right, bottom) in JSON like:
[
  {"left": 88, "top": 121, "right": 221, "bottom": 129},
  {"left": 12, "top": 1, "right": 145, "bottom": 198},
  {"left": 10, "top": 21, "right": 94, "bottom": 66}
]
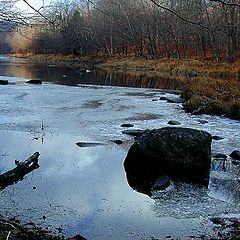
[
  {"left": 167, "top": 120, "right": 181, "bottom": 125},
  {"left": 122, "top": 129, "right": 146, "bottom": 137},
  {"left": 212, "top": 136, "right": 224, "bottom": 141},
  {"left": 76, "top": 142, "right": 106, "bottom": 147},
  {"left": 152, "top": 175, "right": 171, "bottom": 191}
]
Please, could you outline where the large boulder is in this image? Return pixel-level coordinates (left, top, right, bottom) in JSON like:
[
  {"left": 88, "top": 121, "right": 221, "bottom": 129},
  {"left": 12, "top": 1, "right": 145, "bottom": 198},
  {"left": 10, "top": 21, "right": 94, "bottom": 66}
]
[{"left": 124, "top": 127, "right": 212, "bottom": 194}]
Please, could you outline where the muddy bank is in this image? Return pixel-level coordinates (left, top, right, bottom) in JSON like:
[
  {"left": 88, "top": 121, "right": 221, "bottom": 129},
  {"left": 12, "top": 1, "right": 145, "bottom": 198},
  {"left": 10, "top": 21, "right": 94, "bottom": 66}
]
[{"left": 0, "top": 217, "right": 87, "bottom": 240}]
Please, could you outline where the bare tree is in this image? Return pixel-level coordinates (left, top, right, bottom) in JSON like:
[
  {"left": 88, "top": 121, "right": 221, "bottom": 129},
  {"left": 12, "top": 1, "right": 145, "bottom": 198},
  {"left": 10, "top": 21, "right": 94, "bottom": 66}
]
[{"left": 4, "top": 0, "right": 240, "bottom": 60}]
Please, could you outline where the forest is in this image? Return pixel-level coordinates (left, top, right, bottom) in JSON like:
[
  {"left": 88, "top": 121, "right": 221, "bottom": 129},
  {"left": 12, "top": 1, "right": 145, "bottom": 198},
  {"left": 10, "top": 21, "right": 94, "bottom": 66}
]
[{"left": 1, "top": 0, "right": 240, "bottom": 61}]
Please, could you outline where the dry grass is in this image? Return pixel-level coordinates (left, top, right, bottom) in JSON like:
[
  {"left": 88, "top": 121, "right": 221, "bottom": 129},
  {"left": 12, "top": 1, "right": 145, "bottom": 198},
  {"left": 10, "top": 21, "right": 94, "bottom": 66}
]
[
  {"left": 101, "top": 56, "right": 240, "bottom": 78},
  {"left": 181, "top": 76, "right": 240, "bottom": 119}
]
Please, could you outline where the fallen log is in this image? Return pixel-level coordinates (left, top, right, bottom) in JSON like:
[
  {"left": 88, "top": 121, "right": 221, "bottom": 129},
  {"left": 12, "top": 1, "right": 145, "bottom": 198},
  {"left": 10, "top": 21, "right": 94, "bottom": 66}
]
[{"left": 0, "top": 152, "right": 40, "bottom": 190}]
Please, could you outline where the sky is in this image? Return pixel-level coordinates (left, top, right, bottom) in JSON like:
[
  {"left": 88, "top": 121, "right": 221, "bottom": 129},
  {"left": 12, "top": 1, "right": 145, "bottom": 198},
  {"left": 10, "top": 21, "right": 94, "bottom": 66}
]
[{"left": 16, "top": 0, "right": 52, "bottom": 12}]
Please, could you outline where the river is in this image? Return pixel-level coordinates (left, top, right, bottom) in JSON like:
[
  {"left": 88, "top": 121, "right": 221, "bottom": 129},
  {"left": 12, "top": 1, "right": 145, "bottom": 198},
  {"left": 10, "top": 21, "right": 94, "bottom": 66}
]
[{"left": 0, "top": 56, "right": 239, "bottom": 239}]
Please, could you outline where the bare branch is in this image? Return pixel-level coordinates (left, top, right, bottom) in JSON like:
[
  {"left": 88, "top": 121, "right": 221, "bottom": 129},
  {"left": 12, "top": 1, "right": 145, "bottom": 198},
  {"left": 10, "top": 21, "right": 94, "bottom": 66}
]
[
  {"left": 148, "top": 0, "right": 218, "bottom": 32},
  {"left": 209, "top": 0, "right": 240, "bottom": 7},
  {"left": 22, "top": 0, "right": 55, "bottom": 25}
]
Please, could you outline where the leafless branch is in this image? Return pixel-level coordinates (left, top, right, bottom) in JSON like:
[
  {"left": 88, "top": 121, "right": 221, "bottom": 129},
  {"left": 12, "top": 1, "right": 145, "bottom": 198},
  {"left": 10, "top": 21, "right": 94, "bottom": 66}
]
[
  {"left": 209, "top": 0, "right": 240, "bottom": 7},
  {"left": 22, "top": 0, "right": 55, "bottom": 25},
  {"left": 148, "top": 0, "right": 218, "bottom": 32}
]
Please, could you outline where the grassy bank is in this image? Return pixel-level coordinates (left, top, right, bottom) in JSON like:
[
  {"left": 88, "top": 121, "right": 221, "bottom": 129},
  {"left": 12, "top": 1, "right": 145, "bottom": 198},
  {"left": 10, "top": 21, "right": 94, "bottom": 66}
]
[{"left": 9, "top": 53, "right": 240, "bottom": 120}]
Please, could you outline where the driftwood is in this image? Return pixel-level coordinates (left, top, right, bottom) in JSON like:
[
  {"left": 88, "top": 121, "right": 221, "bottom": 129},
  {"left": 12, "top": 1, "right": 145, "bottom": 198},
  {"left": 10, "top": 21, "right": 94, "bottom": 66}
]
[{"left": 0, "top": 152, "right": 40, "bottom": 190}]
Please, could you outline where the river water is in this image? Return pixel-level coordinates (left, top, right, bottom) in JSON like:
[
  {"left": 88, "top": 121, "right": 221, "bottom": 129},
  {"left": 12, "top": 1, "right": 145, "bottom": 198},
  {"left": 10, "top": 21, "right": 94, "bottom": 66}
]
[{"left": 0, "top": 56, "right": 239, "bottom": 239}]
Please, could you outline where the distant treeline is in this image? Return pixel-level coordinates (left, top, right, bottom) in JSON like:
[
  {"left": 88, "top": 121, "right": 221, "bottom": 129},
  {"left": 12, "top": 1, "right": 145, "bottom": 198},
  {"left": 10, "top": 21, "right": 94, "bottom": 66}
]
[{"left": 9, "top": 0, "right": 240, "bottom": 60}]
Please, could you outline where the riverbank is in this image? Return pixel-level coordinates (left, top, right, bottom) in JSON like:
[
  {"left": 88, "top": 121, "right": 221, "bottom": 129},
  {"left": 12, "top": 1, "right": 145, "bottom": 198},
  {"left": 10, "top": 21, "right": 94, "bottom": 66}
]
[
  {"left": 0, "top": 216, "right": 239, "bottom": 240},
  {"left": 9, "top": 53, "right": 240, "bottom": 120},
  {"left": 0, "top": 216, "right": 87, "bottom": 240}
]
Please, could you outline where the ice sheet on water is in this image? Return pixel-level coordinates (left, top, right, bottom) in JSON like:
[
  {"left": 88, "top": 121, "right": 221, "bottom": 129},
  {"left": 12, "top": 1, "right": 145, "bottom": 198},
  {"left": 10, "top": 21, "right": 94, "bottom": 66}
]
[
  {"left": 0, "top": 73, "right": 240, "bottom": 239},
  {"left": 152, "top": 182, "right": 239, "bottom": 219}
]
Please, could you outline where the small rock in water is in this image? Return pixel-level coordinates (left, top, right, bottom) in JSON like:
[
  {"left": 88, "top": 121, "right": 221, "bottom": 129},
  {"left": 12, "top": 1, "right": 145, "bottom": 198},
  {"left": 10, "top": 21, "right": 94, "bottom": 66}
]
[
  {"left": 122, "top": 129, "right": 146, "bottom": 137},
  {"left": 212, "top": 136, "right": 224, "bottom": 141},
  {"left": 159, "top": 96, "right": 168, "bottom": 101},
  {"left": 232, "top": 160, "right": 240, "bottom": 165},
  {"left": 113, "top": 140, "right": 124, "bottom": 145},
  {"left": 230, "top": 150, "right": 240, "bottom": 160},
  {"left": 152, "top": 175, "right": 171, "bottom": 191},
  {"left": 212, "top": 153, "right": 227, "bottom": 159},
  {"left": 76, "top": 142, "right": 106, "bottom": 147},
  {"left": 167, "top": 120, "right": 181, "bottom": 125},
  {"left": 26, "top": 79, "right": 42, "bottom": 84},
  {"left": 121, "top": 123, "right": 134, "bottom": 128},
  {"left": 197, "top": 120, "right": 209, "bottom": 124},
  {"left": 166, "top": 97, "right": 185, "bottom": 103},
  {"left": 211, "top": 217, "right": 225, "bottom": 225},
  {"left": 152, "top": 99, "right": 159, "bottom": 102},
  {"left": 67, "top": 234, "right": 88, "bottom": 240},
  {"left": 0, "top": 80, "right": 9, "bottom": 85}
]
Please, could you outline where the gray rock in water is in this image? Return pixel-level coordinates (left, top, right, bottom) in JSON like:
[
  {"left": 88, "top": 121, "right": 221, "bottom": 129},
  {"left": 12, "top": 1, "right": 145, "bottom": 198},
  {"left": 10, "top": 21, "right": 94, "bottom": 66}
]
[
  {"left": 167, "top": 120, "right": 181, "bottom": 125},
  {"left": 113, "top": 140, "right": 124, "bottom": 145},
  {"left": 124, "top": 127, "right": 212, "bottom": 195},
  {"left": 76, "top": 142, "right": 106, "bottom": 147},
  {"left": 159, "top": 96, "right": 184, "bottom": 103},
  {"left": 212, "top": 153, "right": 227, "bottom": 159},
  {"left": 232, "top": 160, "right": 240, "bottom": 166},
  {"left": 70, "top": 234, "right": 88, "bottom": 240},
  {"left": 197, "top": 120, "right": 209, "bottom": 124},
  {"left": 122, "top": 129, "right": 146, "bottom": 137},
  {"left": 121, "top": 123, "right": 134, "bottom": 128},
  {"left": 230, "top": 150, "right": 240, "bottom": 160},
  {"left": 152, "top": 175, "right": 171, "bottom": 191},
  {"left": 159, "top": 97, "right": 168, "bottom": 101},
  {"left": 0, "top": 80, "right": 9, "bottom": 85},
  {"left": 212, "top": 136, "right": 224, "bottom": 141},
  {"left": 26, "top": 80, "right": 42, "bottom": 84}
]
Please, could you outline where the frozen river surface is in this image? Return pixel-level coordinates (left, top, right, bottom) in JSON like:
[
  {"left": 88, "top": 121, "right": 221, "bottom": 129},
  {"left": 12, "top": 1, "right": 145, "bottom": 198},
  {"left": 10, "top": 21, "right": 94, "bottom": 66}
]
[{"left": 0, "top": 57, "right": 239, "bottom": 239}]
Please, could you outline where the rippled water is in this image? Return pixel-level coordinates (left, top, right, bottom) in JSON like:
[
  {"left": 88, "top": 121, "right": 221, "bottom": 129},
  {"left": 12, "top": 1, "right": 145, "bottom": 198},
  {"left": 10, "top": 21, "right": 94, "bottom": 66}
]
[{"left": 0, "top": 56, "right": 239, "bottom": 239}]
